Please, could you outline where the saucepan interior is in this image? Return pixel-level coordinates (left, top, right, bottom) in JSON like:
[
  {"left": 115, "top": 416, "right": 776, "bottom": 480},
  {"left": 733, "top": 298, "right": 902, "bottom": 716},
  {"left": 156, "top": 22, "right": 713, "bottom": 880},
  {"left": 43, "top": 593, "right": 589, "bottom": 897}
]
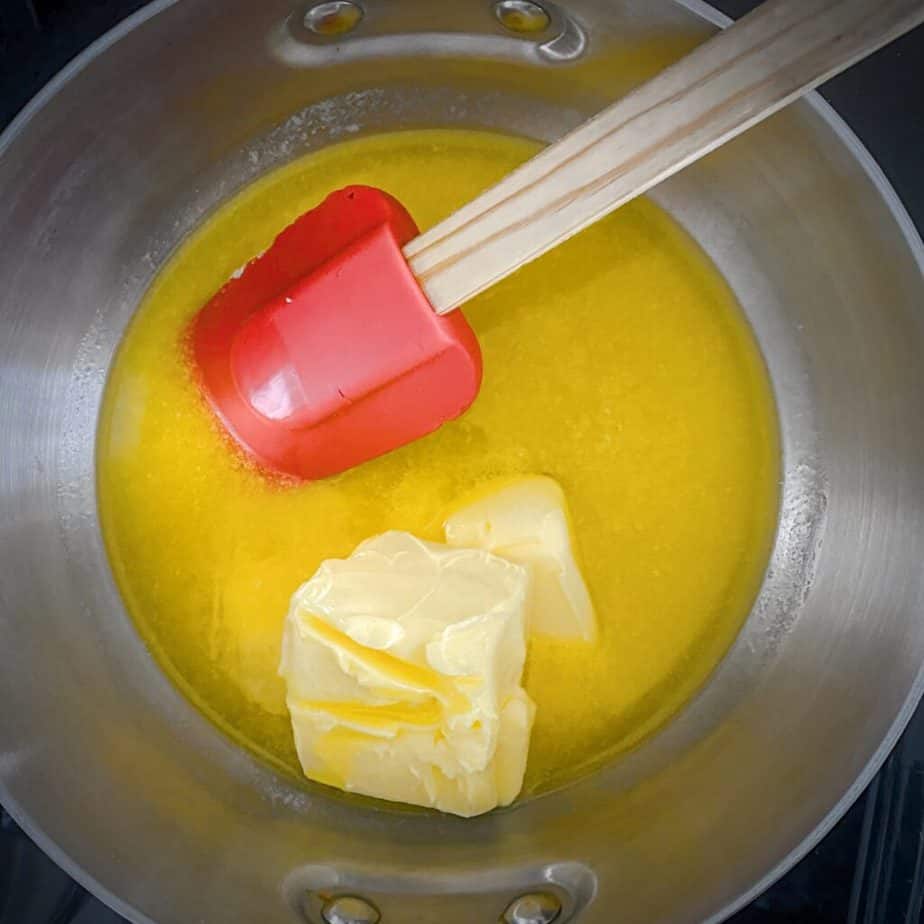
[{"left": 1, "top": 1, "right": 923, "bottom": 922}]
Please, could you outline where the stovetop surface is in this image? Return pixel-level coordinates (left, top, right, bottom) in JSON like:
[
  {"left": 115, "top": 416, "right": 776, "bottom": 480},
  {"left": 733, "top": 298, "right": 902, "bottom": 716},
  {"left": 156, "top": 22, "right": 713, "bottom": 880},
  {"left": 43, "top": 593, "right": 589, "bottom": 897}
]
[{"left": 1, "top": 2, "right": 922, "bottom": 922}]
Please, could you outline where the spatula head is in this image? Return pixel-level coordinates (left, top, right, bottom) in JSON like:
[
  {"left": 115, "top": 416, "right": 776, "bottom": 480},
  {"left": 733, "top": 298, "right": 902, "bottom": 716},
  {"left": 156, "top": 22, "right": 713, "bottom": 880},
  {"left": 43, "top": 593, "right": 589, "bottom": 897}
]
[{"left": 190, "top": 186, "right": 482, "bottom": 480}]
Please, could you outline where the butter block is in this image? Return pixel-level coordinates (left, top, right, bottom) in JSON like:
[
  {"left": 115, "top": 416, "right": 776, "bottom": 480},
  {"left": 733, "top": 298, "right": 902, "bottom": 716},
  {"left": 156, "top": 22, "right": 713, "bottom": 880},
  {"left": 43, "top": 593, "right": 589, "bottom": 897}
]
[
  {"left": 279, "top": 531, "right": 535, "bottom": 817},
  {"left": 443, "top": 476, "right": 597, "bottom": 642}
]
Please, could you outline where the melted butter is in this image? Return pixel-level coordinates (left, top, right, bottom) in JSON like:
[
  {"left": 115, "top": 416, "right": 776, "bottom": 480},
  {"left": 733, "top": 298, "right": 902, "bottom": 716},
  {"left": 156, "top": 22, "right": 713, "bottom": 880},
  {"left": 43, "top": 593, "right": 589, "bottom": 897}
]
[
  {"left": 300, "top": 612, "right": 474, "bottom": 713},
  {"left": 295, "top": 699, "right": 445, "bottom": 730},
  {"left": 97, "top": 129, "right": 780, "bottom": 796}
]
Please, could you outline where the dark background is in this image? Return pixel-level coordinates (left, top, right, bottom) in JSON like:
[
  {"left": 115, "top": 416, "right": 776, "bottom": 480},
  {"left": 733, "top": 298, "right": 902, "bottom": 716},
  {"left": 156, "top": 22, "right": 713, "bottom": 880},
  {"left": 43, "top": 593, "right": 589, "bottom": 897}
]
[{"left": 1, "top": 2, "right": 923, "bottom": 923}]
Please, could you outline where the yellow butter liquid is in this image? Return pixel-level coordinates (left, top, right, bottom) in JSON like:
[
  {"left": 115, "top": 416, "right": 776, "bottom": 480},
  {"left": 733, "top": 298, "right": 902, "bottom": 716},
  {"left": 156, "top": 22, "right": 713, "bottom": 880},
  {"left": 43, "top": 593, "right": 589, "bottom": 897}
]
[{"left": 98, "top": 130, "right": 779, "bottom": 797}]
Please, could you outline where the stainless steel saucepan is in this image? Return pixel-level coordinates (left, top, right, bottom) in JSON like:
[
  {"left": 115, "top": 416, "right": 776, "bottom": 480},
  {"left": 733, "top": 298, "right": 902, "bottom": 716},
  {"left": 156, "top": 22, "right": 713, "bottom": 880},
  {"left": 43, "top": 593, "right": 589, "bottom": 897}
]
[{"left": 2, "top": 1, "right": 923, "bottom": 922}]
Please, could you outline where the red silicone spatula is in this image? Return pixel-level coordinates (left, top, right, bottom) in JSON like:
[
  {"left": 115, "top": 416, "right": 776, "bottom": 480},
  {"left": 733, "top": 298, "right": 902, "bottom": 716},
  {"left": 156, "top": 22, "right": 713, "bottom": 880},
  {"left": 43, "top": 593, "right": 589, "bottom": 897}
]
[{"left": 191, "top": 0, "right": 922, "bottom": 481}]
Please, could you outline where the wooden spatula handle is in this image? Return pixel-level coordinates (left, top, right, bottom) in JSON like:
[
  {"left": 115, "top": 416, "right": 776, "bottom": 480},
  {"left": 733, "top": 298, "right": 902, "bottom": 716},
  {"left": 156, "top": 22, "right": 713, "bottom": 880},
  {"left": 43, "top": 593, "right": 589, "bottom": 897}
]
[{"left": 404, "top": 0, "right": 924, "bottom": 316}]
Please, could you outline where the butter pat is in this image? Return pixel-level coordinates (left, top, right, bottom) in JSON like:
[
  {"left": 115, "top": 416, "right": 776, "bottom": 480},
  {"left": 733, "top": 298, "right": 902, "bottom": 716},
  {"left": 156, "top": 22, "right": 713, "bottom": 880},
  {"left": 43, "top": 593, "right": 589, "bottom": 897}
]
[
  {"left": 279, "top": 531, "right": 535, "bottom": 817},
  {"left": 444, "top": 476, "right": 597, "bottom": 642}
]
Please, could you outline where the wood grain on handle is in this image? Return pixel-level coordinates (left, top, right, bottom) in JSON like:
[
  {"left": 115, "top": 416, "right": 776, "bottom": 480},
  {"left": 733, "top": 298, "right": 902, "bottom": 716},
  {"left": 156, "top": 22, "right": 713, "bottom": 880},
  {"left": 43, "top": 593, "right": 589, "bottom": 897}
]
[{"left": 404, "top": 0, "right": 924, "bottom": 315}]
